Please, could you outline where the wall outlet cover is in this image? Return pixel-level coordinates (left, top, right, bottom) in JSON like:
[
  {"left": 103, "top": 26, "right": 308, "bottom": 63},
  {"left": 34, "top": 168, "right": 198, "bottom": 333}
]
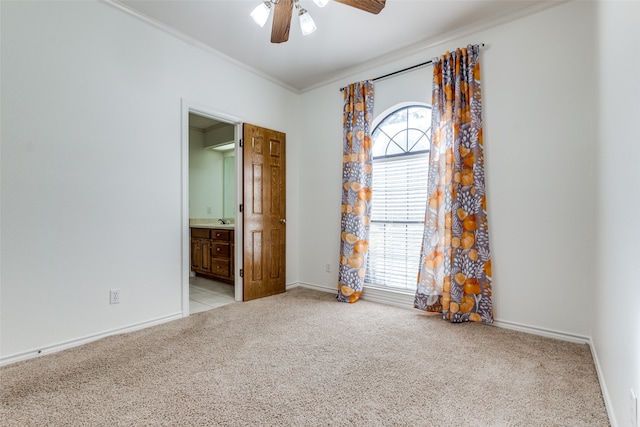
[{"left": 110, "top": 289, "right": 120, "bottom": 305}]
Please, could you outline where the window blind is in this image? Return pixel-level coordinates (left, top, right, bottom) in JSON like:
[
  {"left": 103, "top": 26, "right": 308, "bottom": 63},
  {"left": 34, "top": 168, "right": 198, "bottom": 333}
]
[{"left": 365, "top": 153, "right": 429, "bottom": 291}]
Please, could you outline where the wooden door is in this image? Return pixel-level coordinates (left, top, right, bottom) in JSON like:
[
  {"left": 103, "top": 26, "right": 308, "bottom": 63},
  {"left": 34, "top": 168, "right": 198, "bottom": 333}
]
[{"left": 243, "top": 123, "right": 286, "bottom": 301}]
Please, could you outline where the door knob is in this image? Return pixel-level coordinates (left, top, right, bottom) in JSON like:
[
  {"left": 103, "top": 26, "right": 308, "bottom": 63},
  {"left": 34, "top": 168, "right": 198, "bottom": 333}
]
[{"left": 280, "top": 218, "right": 287, "bottom": 225}]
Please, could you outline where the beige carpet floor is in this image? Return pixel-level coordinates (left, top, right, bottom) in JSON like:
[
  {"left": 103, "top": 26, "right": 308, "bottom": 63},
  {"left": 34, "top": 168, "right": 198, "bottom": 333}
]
[{"left": 1, "top": 287, "right": 609, "bottom": 426}]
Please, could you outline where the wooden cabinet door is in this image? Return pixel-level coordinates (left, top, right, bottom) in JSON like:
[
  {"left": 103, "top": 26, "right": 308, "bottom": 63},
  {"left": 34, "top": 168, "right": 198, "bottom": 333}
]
[
  {"left": 243, "top": 123, "right": 286, "bottom": 301},
  {"left": 191, "top": 237, "right": 202, "bottom": 271},
  {"left": 191, "top": 237, "right": 211, "bottom": 274},
  {"left": 200, "top": 239, "right": 212, "bottom": 273}
]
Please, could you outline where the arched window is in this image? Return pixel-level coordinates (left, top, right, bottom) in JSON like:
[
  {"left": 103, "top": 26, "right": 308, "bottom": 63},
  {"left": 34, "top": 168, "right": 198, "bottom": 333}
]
[{"left": 365, "top": 104, "right": 431, "bottom": 291}]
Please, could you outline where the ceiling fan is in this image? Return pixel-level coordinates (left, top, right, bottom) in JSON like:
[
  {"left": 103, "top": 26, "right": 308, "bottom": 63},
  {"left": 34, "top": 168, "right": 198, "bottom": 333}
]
[{"left": 251, "top": 0, "right": 386, "bottom": 43}]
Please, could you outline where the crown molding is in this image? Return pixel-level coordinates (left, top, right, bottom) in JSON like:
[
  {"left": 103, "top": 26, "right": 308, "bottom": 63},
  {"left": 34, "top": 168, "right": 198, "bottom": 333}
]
[
  {"left": 300, "top": 0, "right": 570, "bottom": 93},
  {"left": 103, "top": 0, "right": 300, "bottom": 94},
  {"left": 103, "top": 0, "right": 568, "bottom": 95}
]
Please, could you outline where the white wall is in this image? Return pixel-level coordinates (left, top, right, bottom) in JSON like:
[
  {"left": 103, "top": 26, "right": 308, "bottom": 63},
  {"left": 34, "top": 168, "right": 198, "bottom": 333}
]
[
  {"left": 593, "top": 2, "right": 640, "bottom": 426},
  {"left": 188, "top": 129, "right": 224, "bottom": 219},
  {"left": 299, "top": 0, "right": 598, "bottom": 336},
  {"left": 0, "top": 0, "right": 300, "bottom": 360}
]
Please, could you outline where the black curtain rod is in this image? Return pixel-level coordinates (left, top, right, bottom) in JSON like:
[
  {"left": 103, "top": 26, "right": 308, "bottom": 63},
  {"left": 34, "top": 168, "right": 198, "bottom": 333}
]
[
  {"left": 338, "top": 60, "right": 432, "bottom": 92},
  {"left": 339, "top": 43, "right": 485, "bottom": 92}
]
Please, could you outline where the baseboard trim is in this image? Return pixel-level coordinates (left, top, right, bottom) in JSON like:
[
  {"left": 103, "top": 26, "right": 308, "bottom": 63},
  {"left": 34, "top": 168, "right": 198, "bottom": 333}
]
[
  {"left": 588, "top": 337, "right": 618, "bottom": 427},
  {"left": 492, "top": 319, "right": 590, "bottom": 344},
  {"left": 289, "top": 282, "right": 415, "bottom": 309},
  {"left": 0, "top": 312, "right": 183, "bottom": 366},
  {"left": 288, "top": 281, "right": 335, "bottom": 293},
  {"left": 292, "top": 281, "right": 591, "bottom": 343}
]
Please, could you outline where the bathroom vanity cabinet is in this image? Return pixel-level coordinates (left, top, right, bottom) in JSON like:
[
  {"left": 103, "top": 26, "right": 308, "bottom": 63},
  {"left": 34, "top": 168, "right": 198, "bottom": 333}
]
[{"left": 190, "top": 227, "right": 234, "bottom": 283}]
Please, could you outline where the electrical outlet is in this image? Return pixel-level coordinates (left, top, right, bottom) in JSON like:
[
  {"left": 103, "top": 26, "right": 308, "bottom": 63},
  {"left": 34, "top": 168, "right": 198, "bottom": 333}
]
[
  {"left": 632, "top": 389, "right": 638, "bottom": 427},
  {"left": 207, "top": 207, "right": 212, "bottom": 214},
  {"left": 110, "top": 289, "right": 120, "bottom": 304},
  {"left": 325, "top": 263, "right": 331, "bottom": 273}
]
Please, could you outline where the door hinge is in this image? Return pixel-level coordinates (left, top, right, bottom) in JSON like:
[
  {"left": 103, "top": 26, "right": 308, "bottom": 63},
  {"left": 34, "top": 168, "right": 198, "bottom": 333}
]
[
  {"left": 239, "top": 269, "right": 244, "bottom": 278},
  {"left": 239, "top": 138, "right": 244, "bottom": 147},
  {"left": 239, "top": 204, "right": 244, "bottom": 212}
]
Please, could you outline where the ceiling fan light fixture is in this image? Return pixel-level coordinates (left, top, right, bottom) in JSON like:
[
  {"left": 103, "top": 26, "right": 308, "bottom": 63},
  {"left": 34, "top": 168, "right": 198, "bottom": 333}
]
[
  {"left": 298, "top": 8, "right": 317, "bottom": 36},
  {"left": 250, "top": 1, "right": 272, "bottom": 27},
  {"left": 254, "top": 0, "right": 378, "bottom": 42}
]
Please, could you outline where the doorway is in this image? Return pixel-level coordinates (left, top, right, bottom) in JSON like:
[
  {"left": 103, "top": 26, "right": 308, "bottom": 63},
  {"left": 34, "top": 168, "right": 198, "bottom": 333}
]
[
  {"left": 181, "top": 101, "right": 243, "bottom": 316},
  {"left": 181, "top": 101, "right": 288, "bottom": 315}
]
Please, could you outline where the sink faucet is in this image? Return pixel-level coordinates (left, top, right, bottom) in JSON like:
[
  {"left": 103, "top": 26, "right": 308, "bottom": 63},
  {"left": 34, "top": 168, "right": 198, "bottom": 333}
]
[{"left": 218, "top": 218, "right": 227, "bottom": 225}]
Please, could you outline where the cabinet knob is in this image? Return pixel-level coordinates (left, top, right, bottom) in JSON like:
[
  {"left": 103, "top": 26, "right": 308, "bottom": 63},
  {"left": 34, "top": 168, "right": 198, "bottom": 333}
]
[{"left": 280, "top": 218, "right": 287, "bottom": 225}]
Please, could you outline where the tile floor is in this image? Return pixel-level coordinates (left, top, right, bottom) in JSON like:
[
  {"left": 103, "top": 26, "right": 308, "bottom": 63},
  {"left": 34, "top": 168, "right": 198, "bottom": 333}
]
[{"left": 189, "top": 276, "right": 236, "bottom": 314}]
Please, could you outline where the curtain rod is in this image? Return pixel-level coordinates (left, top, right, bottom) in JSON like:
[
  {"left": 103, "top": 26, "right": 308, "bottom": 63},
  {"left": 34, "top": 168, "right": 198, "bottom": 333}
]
[{"left": 339, "top": 43, "right": 485, "bottom": 92}]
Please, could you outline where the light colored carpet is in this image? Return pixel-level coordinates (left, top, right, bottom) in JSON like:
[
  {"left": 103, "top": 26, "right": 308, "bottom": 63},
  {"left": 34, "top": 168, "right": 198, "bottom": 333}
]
[{"left": 1, "top": 287, "right": 609, "bottom": 426}]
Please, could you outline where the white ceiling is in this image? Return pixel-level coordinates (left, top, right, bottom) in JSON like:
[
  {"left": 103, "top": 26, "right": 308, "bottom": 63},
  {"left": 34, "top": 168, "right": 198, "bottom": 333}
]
[{"left": 114, "top": 0, "right": 559, "bottom": 92}]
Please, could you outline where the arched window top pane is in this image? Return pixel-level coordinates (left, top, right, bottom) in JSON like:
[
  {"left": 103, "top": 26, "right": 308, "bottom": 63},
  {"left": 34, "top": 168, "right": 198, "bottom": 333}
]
[{"left": 372, "top": 104, "right": 432, "bottom": 159}]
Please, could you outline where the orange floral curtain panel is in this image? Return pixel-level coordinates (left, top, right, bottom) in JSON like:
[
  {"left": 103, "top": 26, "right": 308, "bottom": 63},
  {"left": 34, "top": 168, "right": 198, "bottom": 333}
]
[
  {"left": 414, "top": 45, "right": 493, "bottom": 323},
  {"left": 337, "top": 81, "right": 374, "bottom": 303}
]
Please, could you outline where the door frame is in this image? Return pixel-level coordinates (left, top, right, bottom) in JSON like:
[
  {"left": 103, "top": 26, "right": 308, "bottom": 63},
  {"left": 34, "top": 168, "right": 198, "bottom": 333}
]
[{"left": 180, "top": 99, "right": 243, "bottom": 316}]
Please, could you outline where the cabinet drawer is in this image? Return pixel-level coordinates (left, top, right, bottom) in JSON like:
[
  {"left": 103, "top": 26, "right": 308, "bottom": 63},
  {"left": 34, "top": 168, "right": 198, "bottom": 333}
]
[
  {"left": 211, "top": 259, "right": 230, "bottom": 277},
  {"left": 212, "top": 242, "right": 230, "bottom": 258},
  {"left": 191, "top": 228, "right": 210, "bottom": 239},
  {"left": 211, "top": 230, "right": 231, "bottom": 241}
]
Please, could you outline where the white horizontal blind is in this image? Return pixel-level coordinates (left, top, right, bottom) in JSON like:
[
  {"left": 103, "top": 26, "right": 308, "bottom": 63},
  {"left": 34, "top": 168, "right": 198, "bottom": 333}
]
[{"left": 365, "top": 153, "right": 429, "bottom": 291}]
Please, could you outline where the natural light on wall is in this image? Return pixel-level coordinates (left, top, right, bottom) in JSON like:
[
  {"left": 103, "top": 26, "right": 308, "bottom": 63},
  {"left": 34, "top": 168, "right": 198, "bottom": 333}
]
[{"left": 211, "top": 142, "right": 235, "bottom": 152}]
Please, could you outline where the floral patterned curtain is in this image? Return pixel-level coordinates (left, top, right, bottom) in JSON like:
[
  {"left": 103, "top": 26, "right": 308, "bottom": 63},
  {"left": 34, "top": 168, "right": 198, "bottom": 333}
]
[
  {"left": 414, "top": 45, "right": 493, "bottom": 323},
  {"left": 337, "top": 81, "right": 374, "bottom": 303}
]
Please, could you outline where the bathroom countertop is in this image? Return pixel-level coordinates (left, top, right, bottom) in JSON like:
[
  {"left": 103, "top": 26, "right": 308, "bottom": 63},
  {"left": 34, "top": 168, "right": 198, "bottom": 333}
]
[
  {"left": 190, "top": 223, "right": 235, "bottom": 229},
  {"left": 189, "top": 218, "right": 234, "bottom": 229}
]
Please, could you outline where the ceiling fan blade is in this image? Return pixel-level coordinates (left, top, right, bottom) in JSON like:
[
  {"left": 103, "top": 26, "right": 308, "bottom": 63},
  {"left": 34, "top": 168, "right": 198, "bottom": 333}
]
[
  {"left": 334, "top": 0, "right": 386, "bottom": 14},
  {"left": 271, "top": 0, "right": 294, "bottom": 43}
]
